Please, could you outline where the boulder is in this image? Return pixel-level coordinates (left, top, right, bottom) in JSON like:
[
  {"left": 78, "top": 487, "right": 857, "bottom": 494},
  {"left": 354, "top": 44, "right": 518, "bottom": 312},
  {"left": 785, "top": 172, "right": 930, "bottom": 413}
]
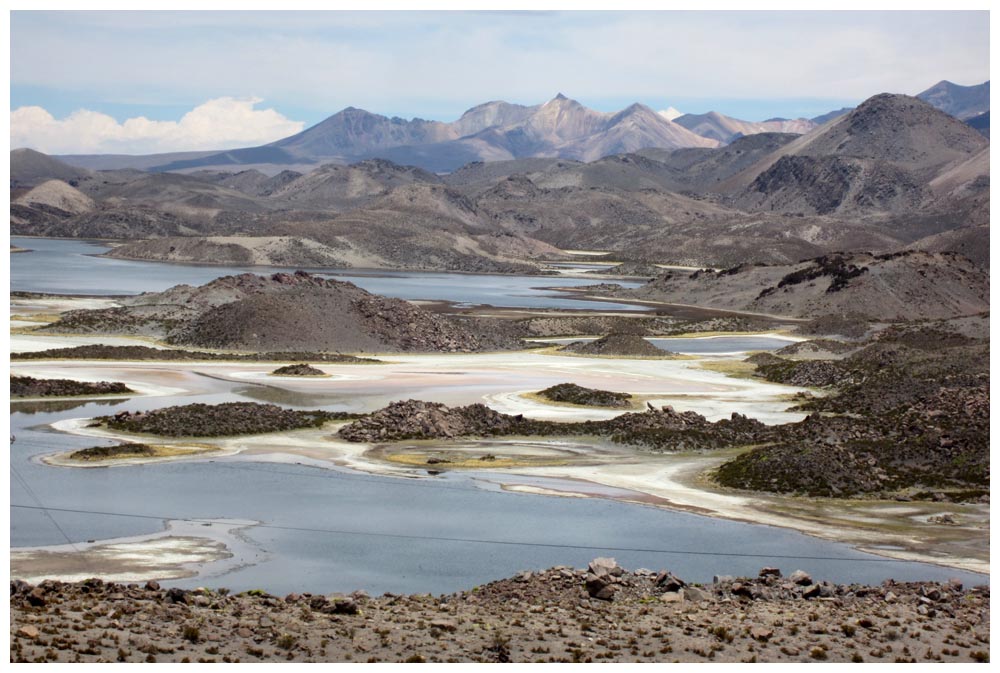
[
  {"left": 682, "top": 586, "right": 710, "bottom": 603},
  {"left": 789, "top": 570, "right": 812, "bottom": 586},
  {"left": 588, "top": 557, "right": 619, "bottom": 577},
  {"left": 655, "top": 572, "right": 686, "bottom": 592}
]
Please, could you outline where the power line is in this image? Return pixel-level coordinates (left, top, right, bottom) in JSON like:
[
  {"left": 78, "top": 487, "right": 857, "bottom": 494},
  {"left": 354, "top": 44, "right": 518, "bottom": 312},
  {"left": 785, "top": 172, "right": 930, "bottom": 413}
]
[
  {"left": 10, "top": 467, "right": 78, "bottom": 551},
  {"left": 10, "top": 503, "right": 914, "bottom": 563}
]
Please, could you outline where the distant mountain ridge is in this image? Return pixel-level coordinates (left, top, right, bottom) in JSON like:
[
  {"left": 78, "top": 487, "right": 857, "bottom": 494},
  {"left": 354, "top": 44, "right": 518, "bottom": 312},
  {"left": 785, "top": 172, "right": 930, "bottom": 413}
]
[
  {"left": 143, "top": 94, "right": 717, "bottom": 174},
  {"left": 917, "top": 80, "right": 990, "bottom": 120},
  {"left": 674, "top": 111, "right": 817, "bottom": 144},
  {"left": 15, "top": 84, "right": 989, "bottom": 274}
]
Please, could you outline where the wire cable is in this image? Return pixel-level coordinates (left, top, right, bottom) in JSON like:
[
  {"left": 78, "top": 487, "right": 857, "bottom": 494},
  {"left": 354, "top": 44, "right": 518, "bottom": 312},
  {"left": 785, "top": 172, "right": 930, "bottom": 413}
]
[
  {"left": 10, "top": 467, "right": 79, "bottom": 550},
  {"left": 11, "top": 503, "right": 916, "bottom": 563}
]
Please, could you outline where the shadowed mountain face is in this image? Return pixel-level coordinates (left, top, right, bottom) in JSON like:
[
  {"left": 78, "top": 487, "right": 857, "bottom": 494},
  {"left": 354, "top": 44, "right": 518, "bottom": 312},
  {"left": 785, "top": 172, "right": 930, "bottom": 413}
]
[
  {"left": 10, "top": 148, "right": 91, "bottom": 188},
  {"left": 965, "top": 111, "right": 990, "bottom": 138},
  {"left": 674, "top": 112, "right": 816, "bottom": 144},
  {"left": 917, "top": 80, "right": 990, "bottom": 121}
]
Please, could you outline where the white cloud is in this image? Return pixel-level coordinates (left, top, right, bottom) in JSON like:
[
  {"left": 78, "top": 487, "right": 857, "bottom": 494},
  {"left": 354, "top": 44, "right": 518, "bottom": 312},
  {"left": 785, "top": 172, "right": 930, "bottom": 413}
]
[
  {"left": 10, "top": 97, "right": 305, "bottom": 154},
  {"left": 10, "top": 11, "right": 990, "bottom": 119},
  {"left": 658, "top": 107, "right": 684, "bottom": 121}
]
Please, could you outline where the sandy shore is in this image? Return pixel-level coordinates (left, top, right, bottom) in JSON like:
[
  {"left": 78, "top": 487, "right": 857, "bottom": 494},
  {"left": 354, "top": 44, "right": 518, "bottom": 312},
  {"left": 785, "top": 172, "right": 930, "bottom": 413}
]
[{"left": 11, "top": 519, "right": 259, "bottom": 584}]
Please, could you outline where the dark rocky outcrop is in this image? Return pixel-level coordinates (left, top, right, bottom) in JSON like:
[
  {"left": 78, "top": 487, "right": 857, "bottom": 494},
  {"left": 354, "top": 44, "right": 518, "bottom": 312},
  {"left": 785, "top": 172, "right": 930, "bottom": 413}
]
[
  {"left": 538, "top": 383, "right": 632, "bottom": 408},
  {"left": 270, "top": 364, "right": 326, "bottom": 377},
  {"left": 338, "top": 399, "right": 767, "bottom": 453},
  {"left": 11, "top": 375, "right": 133, "bottom": 398},
  {"left": 98, "top": 402, "right": 358, "bottom": 438},
  {"left": 716, "top": 327, "right": 989, "bottom": 499},
  {"left": 12, "top": 345, "right": 378, "bottom": 363}
]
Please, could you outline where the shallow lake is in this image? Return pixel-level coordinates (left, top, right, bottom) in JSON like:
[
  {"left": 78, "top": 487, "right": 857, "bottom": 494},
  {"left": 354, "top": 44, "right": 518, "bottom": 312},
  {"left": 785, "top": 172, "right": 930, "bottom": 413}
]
[
  {"left": 542, "top": 336, "right": 795, "bottom": 354},
  {"left": 10, "top": 237, "right": 645, "bottom": 311},
  {"left": 10, "top": 388, "right": 987, "bottom": 595},
  {"left": 9, "top": 237, "right": 987, "bottom": 594}
]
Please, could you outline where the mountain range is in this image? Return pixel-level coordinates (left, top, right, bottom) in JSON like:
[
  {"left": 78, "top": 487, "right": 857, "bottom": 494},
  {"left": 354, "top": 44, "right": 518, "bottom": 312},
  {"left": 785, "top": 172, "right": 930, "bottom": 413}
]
[
  {"left": 42, "top": 81, "right": 987, "bottom": 177},
  {"left": 125, "top": 95, "right": 719, "bottom": 174},
  {"left": 13, "top": 88, "right": 989, "bottom": 274}
]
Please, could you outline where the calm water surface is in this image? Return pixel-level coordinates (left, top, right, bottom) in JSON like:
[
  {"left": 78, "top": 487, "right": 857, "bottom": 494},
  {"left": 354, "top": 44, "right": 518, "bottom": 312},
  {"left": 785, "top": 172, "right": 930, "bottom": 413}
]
[
  {"left": 10, "top": 237, "right": 645, "bottom": 311},
  {"left": 544, "top": 336, "right": 795, "bottom": 353},
  {"left": 8, "top": 238, "right": 986, "bottom": 593},
  {"left": 10, "top": 390, "right": 986, "bottom": 595}
]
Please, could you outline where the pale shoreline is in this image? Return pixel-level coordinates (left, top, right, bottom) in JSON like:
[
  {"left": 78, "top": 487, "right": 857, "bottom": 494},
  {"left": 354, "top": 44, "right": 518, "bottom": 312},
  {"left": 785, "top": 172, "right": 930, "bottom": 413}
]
[
  {"left": 10, "top": 312, "right": 988, "bottom": 581},
  {"left": 37, "top": 410, "right": 989, "bottom": 578},
  {"left": 10, "top": 519, "right": 260, "bottom": 585}
]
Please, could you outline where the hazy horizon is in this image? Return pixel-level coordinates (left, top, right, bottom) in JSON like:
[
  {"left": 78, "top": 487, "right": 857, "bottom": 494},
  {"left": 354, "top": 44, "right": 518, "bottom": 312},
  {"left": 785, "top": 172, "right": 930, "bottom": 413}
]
[{"left": 10, "top": 10, "right": 990, "bottom": 154}]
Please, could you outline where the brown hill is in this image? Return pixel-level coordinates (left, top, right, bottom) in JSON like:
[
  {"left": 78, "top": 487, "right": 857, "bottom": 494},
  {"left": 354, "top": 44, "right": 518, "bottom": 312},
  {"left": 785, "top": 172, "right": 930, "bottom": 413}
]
[
  {"left": 561, "top": 333, "right": 669, "bottom": 357},
  {"left": 10, "top": 148, "right": 91, "bottom": 188},
  {"left": 626, "top": 251, "right": 988, "bottom": 320},
  {"left": 50, "top": 271, "right": 523, "bottom": 353},
  {"left": 722, "top": 94, "right": 988, "bottom": 201},
  {"left": 263, "top": 159, "right": 441, "bottom": 209},
  {"left": 741, "top": 155, "right": 928, "bottom": 215}
]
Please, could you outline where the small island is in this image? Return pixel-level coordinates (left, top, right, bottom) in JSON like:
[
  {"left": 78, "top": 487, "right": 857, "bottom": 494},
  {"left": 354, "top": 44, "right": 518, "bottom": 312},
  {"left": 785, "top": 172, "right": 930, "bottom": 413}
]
[
  {"left": 95, "top": 402, "right": 359, "bottom": 438},
  {"left": 11, "top": 375, "right": 134, "bottom": 398},
  {"left": 537, "top": 382, "right": 633, "bottom": 408},
  {"left": 270, "top": 363, "right": 328, "bottom": 377}
]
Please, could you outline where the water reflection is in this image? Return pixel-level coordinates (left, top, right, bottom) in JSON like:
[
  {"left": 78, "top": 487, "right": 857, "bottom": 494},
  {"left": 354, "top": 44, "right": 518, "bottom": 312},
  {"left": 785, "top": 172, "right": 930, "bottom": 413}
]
[
  {"left": 10, "top": 398, "right": 123, "bottom": 415},
  {"left": 230, "top": 384, "right": 358, "bottom": 410},
  {"left": 10, "top": 237, "right": 646, "bottom": 311}
]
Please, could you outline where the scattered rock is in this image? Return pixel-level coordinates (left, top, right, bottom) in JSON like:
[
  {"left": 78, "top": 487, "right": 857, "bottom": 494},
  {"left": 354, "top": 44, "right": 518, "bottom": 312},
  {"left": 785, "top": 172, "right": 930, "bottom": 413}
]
[{"left": 789, "top": 570, "right": 812, "bottom": 586}]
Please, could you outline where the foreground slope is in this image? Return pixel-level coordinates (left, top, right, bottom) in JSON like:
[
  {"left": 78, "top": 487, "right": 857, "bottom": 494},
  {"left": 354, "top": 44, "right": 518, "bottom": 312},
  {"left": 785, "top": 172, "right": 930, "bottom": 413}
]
[{"left": 10, "top": 568, "right": 989, "bottom": 663}]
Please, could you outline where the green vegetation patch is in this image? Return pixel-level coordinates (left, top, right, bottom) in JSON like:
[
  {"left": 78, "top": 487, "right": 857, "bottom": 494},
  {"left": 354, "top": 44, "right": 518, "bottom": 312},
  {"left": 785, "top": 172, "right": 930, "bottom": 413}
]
[{"left": 69, "top": 443, "right": 157, "bottom": 461}]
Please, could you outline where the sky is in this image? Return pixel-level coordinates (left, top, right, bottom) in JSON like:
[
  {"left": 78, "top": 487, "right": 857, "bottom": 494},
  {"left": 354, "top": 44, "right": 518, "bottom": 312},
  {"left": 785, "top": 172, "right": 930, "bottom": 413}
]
[{"left": 9, "top": 10, "right": 991, "bottom": 155}]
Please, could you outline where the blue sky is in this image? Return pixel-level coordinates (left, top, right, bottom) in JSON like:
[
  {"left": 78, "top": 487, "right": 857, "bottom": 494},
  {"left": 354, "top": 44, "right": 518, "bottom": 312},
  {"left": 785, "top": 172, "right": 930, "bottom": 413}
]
[{"left": 10, "top": 10, "right": 990, "bottom": 154}]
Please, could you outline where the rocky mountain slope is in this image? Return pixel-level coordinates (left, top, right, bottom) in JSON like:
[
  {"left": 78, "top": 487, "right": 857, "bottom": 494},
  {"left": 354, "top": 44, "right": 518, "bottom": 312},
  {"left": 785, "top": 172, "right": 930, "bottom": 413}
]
[
  {"left": 723, "top": 94, "right": 988, "bottom": 195},
  {"left": 622, "top": 251, "right": 989, "bottom": 321},
  {"left": 10, "top": 148, "right": 91, "bottom": 188},
  {"left": 45, "top": 271, "right": 523, "bottom": 353},
  {"left": 916, "top": 80, "right": 989, "bottom": 120}
]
